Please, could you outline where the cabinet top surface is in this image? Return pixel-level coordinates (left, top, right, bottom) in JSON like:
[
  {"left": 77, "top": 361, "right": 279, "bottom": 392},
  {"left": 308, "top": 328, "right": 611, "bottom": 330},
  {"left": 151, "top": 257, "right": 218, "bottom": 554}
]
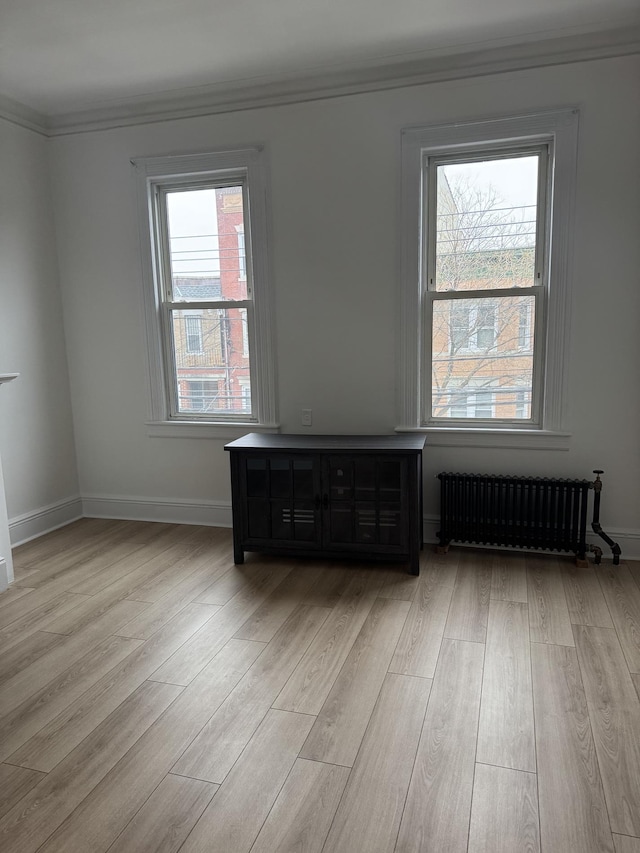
[{"left": 224, "top": 433, "right": 426, "bottom": 453}]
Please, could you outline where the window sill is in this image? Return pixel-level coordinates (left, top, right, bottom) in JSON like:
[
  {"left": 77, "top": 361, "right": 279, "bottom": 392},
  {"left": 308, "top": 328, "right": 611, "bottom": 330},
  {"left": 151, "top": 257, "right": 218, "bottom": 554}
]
[
  {"left": 146, "top": 421, "right": 280, "bottom": 440},
  {"left": 395, "top": 426, "right": 571, "bottom": 450}
]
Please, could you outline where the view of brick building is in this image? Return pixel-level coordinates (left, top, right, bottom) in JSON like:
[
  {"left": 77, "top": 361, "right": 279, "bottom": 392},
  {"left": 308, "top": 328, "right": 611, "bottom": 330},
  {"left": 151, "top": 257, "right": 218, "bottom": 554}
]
[
  {"left": 430, "top": 160, "right": 537, "bottom": 421},
  {"left": 169, "top": 185, "right": 250, "bottom": 416}
]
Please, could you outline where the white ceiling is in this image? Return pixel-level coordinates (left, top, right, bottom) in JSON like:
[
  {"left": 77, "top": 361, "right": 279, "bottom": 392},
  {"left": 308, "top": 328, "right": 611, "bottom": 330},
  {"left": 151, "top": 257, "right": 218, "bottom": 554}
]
[{"left": 1, "top": 0, "right": 639, "bottom": 117}]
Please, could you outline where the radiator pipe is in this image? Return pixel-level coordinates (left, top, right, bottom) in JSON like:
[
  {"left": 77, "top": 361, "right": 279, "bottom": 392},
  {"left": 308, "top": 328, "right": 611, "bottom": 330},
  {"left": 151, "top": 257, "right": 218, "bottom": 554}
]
[{"left": 591, "top": 470, "right": 621, "bottom": 565}]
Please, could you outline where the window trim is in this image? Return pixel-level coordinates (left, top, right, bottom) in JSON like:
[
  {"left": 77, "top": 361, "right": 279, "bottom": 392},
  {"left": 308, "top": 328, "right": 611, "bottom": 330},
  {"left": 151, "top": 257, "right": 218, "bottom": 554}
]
[
  {"left": 134, "top": 147, "right": 278, "bottom": 433},
  {"left": 397, "top": 108, "right": 579, "bottom": 448}
]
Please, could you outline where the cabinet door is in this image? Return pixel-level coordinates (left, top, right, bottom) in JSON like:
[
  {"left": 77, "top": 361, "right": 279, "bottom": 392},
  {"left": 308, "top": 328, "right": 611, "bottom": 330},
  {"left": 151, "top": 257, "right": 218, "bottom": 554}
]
[
  {"left": 243, "top": 455, "right": 322, "bottom": 547},
  {"left": 323, "top": 456, "right": 407, "bottom": 552}
]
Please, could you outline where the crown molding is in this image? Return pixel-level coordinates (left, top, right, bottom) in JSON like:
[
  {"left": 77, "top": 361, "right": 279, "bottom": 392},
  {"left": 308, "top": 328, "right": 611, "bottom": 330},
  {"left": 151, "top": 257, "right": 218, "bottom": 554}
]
[
  {"left": 0, "top": 92, "right": 48, "bottom": 136},
  {"left": 2, "top": 25, "right": 639, "bottom": 138}
]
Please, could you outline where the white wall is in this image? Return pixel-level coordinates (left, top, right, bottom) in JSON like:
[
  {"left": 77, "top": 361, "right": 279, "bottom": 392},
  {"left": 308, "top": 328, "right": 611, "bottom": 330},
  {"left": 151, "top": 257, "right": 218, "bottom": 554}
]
[
  {"left": 49, "top": 55, "right": 640, "bottom": 552},
  {"left": 0, "top": 119, "right": 80, "bottom": 553}
]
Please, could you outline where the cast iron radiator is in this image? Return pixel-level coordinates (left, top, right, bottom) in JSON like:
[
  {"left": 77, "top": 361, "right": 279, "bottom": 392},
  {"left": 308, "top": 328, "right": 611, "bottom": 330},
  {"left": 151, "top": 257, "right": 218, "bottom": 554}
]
[{"left": 436, "top": 470, "right": 620, "bottom": 564}]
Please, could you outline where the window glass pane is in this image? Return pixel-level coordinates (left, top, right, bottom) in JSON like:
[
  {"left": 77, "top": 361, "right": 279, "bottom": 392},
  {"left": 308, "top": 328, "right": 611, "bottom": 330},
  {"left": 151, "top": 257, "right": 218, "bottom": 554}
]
[
  {"left": 432, "top": 295, "right": 535, "bottom": 420},
  {"left": 435, "top": 155, "right": 539, "bottom": 291},
  {"left": 172, "top": 307, "right": 251, "bottom": 415},
  {"left": 166, "top": 186, "right": 248, "bottom": 302}
]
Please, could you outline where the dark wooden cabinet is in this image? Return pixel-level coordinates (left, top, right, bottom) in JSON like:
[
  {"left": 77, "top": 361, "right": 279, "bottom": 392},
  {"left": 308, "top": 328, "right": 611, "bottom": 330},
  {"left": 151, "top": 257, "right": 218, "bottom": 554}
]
[{"left": 225, "top": 434, "right": 426, "bottom": 574}]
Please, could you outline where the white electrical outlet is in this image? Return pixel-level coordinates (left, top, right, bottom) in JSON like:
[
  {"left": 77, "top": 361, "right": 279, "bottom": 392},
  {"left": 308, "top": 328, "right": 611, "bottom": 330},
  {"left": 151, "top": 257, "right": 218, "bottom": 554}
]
[{"left": 301, "top": 409, "right": 312, "bottom": 427}]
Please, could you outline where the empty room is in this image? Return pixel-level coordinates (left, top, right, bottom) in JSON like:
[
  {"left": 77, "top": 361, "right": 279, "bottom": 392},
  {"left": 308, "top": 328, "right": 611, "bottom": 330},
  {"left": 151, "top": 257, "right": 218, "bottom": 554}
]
[{"left": 0, "top": 1, "right": 639, "bottom": 851}]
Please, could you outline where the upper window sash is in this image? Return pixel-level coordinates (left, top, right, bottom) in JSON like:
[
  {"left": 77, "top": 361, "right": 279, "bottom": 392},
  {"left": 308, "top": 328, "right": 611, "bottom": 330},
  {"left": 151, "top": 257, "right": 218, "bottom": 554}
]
[{"left": 423, "top": 144, "right": 550, "bottom": 296}]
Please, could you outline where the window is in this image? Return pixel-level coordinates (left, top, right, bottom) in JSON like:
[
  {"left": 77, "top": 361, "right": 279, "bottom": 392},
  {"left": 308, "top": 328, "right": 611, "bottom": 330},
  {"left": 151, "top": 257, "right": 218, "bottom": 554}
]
[
  {"left": 183, "top": 313, "right": 203, "bottom": 354},
  {"left": 135, "top": 148, "right": 277, "bottom": 430},
  {"left": 398, "top": 109, "right": 578, "bottom": 446},
  {"left": 180, "top": 379, "right": 220, "bottom": 412}
]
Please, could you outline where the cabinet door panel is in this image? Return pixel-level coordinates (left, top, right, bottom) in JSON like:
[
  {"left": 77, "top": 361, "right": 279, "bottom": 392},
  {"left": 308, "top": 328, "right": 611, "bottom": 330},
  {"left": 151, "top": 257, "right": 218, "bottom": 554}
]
[
  {"left": 246, "top": 458, "right": 268, "bottom": 497},
  {"left": 329, "top": 505, "right": 354, "bottom": 543},
  {"left": 269, "top": 457, "right": 292, "bottom": 498},
  {"left": 293, "top": 459, "right": 315, "bottom": 500},
  {"left": 248, "top": 498, "right": 271, "bottom": 539},
  {"left": 329, "top": 457, "right": 354, "bottom": 501},
  {"left": 378, "top": 503, "right": 403, "bottom": 546}
]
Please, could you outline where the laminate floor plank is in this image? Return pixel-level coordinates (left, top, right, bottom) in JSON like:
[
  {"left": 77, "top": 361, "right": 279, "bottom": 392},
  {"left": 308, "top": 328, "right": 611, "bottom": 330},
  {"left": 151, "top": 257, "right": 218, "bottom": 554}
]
[
  {"left": 150, "top": 563, "right": 293, "bottom": 685},
  {"left": 10, "top": 602, "right": 219, "bottom": 773},
  {"left": 298, "top": 564, "right": 357, "bottom": 608},
  {"left": 388, "top": 552, "right": 458, "bottom": 679},
  {"left": 491, "top": 552, "right": 528, "bottom": 603},
  {"left": 0, "top": 587, "right": 35, "bottom": 610},
  {"left": 573, "top": 625, "right": 640, "bottom": 836},
  {"left": 477, "top": 599, "right": 535, "bottom": 772},
  {"left": 173, "top": 605, "right": 330, "bottom": 783},
  {"left": 531, "top": 642, "right": 614, "bottom": 853},
  {"left": 128, "top": 543, "right": 233, "bottom": 605},
  {"left": 105, "top": 774, "right": 218, "bottom": 853},
  {"left": 300, "top": 598, "right": 411, "bottom": 767},
  {"left": 322, "top": 672, "right": 431, "bottom": 853},
  {"left": 272, "top": 572, "right": 381, "bottom": 715},
  {"left": 0, "top": 592, "right": 91, "bottom": 648},
  {"left": 375, "top": 564, "right": 419, "bottom": 601},
  {"left": 194, "top": 565, "right": 254, "bottom": 605},
  {"left": 467, "top": 763, "right": 540, "bottom": 853},
  {"left": 0, "top": 598, "right": 147, "bottom": 717},
  {"left": 115, "top": 564, "right": 223, "bottom": 640},
  {"left": 0, "top": 583, "right": 85, "bottom": 631},
  {"left": 395, "top": 638, "right": 485, "bottom": 853},
  {"left": 11, "top": 519, "right": 130, "bottom": 571},
  {"left": 249, "top": 758, "right": 350, "bottom": 853},
  {"left": 178, "top": 709, "right": 315, "bottom": 853},
  {"left": 25, "top": 537, "right": 146, "bottom": 592},
  {"left": 444, "top": 550, "right": 491, "bottom": 644},
  {"left": 0, "top": 680, "right": 181, "bottom": 853},
  {"left": 633, "top": 672, "right": 640, "bottom": 702},
  {"left": 527, "top": 557, "right": 575, "bottom": 646},
  {"left": 0, "top": 765, "right": 45, "bottom": 821},
  {"left": 34, "top": 640, "right": 263, "bottom": 853},
  {"left": 563, "top": 565, "right": 614, "bottom": 628},
  {"left": 0, "top": 631, "right": 65, "bottom": 685},
  {"left": 46, "top": 544, "right": 199, "bottom": 634},
  {"left": 613, "top": 836, "right": 640, "bottom": 853},
  {"left": 233, "top": 562, "right": 326, "bottom": 642},
  {"left": 0, "top": 635, "right": 141, "bottom": 763},
  {"left": 596, "top": 564, "right": 640, "bottom": 673}
]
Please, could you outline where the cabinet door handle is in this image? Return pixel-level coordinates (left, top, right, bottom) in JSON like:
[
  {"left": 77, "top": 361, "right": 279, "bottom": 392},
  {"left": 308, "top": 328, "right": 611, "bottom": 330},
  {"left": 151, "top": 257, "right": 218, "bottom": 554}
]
[{"left": 323, "top": 494, "right": 329, "bottom": 509}]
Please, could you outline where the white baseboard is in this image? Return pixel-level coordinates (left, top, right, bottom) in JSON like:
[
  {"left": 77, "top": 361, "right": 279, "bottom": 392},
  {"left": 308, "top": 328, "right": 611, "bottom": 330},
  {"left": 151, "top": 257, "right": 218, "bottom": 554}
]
[
  {"left": 423, "top": 515, "right": 640, "bottom": 561},
  {"left": 0, "top": 559, "right": 8, "bottom": 592},
  {"left": 81, "top": 494, "right": 233, "bottom": 529},
  {"left": 7, "top": 494, "right": 636, "bottom": 563},
  {"left": 9, "top": 496, "right": 84, "bottom": 547}
]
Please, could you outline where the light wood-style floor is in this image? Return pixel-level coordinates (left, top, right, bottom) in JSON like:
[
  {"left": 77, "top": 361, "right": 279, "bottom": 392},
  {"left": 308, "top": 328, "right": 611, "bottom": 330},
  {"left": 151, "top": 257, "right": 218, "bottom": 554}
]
[{"left": 1, "top": 519, "right": 639, "bottom": 853}]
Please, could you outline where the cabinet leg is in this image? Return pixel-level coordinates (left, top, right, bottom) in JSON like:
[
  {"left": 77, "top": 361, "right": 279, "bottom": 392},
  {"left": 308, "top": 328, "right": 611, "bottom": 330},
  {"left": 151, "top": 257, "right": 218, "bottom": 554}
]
[
  {"left": 233, "top": 543, "right": 245, "bottom": 565},
  {"left": 409, "top": 552, "right": 420, "bottom": 576}
]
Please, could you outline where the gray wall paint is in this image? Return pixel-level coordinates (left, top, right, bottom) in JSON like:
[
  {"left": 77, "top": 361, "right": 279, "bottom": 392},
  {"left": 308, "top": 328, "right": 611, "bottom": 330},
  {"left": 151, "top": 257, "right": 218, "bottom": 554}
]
[
  {"left": 40, "top": 54, "right": 640, "bottom": 544},
  {"left": 0, "top": 120, "right": 79, "bottom": 529}
]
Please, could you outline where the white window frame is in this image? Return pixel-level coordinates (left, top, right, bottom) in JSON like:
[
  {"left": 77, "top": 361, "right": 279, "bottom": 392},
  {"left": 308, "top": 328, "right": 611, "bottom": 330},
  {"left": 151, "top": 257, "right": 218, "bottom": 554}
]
[
  {"left": 397, "top": 108, "right": 579, "bottom": 450},
  {"left": 134, "top": 147, "right": 278, "bottom": 436}
]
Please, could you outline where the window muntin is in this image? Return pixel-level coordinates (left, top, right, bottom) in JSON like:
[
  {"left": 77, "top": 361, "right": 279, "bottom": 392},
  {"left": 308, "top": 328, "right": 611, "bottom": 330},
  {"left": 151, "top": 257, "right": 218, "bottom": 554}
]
[{"left": 425, "top": 149, "right": 547, "bottom": 426}]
